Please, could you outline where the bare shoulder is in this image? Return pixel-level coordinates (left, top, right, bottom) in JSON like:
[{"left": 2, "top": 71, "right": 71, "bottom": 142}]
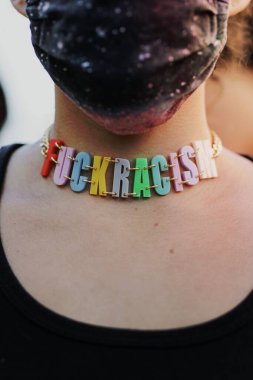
[
  {"left": 3, "top": 141, "right": 42, "bottom": 179},
  {"left": 1, "top": 141, "right": 46, "bottom": 198},
  {"left": 209, "top": 148, "right": 253, "bottom": 250},
  {"left": 218, "top": 148, "right": 253, "bottom": 202}
]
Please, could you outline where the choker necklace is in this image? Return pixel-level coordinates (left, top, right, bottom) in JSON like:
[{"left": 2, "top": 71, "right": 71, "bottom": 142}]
[{"left": 39, "top": 127, "right": 223, "bottom": 199}]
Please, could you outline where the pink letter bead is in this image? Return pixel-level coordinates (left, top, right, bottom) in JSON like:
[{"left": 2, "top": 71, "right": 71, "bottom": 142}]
[
  {"left": 178, "top": 146, "right": 199, "bottom": 186},
  {"left": 53, "top": 147, "right": 76, "bottom": 186},
  {"left": 192, "top": 140, "right": 218, "bottom": 179}
]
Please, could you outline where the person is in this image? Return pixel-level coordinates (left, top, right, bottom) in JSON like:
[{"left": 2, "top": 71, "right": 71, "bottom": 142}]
[
  {"left": 1, "top": 0, "right": 253, "bottom": 378},
  {"left": 206, "top": 1, "right": 253, "bottom": 156},
  {"left": 0, "top": 82, "right": 7, "bottom": 131}
]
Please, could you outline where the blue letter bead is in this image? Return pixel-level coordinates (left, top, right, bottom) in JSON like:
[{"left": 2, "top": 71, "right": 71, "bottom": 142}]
[
  {"left": 70, "top": 152, "right": 92, "bottom": 193},
  {"left": 151, "top": 155, "right": 171, "bottom": 196}
]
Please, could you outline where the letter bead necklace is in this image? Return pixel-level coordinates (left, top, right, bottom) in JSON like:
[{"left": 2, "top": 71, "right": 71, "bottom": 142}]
[{"left": 40, "top": 127, "right": 223, "bottom": 199}]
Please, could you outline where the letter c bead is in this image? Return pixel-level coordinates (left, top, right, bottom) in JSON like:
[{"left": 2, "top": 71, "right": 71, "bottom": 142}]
[
  {"left": 151, "top": 155, "right": 171, "bottom": 195},
  {"left": 70, "top": 152, "right": 92, "bottom": 193}
]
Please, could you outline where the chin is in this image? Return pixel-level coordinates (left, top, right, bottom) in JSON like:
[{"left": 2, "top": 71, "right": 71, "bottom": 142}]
[{"left": 81, "top": 95, "right": 190, "bottom": 136}]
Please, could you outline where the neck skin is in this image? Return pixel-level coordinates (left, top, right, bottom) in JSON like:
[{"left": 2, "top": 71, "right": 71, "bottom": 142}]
[
  {"left": 52, "top": 83, "right": 211, "bottom": 160},
  {"left": 206, "top": 62, "right": 253, "bottom": 156},
  {"left": 51, "top": 84, "right": 213, "bottom": 192}
]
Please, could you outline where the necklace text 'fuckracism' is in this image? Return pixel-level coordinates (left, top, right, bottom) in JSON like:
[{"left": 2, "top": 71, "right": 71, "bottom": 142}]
[{"left": 40, "top": 128, "right": 222, "bottom": 199}]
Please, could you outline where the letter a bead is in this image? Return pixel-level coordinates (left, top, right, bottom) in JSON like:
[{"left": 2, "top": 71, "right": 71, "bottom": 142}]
[{"left": 133, "top": 158, "right": 151, "bottom": 198}]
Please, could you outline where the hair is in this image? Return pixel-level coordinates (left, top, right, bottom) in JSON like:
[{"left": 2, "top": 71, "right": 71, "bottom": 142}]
[
  {"left": 217, "top": 2, "right": 253, "bottom": 68},
  {"left": 0, "top": 83, "right": 7, "bottom": 130}
]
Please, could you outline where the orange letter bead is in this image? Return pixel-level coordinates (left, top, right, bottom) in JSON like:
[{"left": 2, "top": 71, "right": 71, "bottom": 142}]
[
  {"left": 90, "top": 156, "right": 110, "bottom": 196},
  {"left": 40, "top": 139, "right": 63, "bottom": 177}
]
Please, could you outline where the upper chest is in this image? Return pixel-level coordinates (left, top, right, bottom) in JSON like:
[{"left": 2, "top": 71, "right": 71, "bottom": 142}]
[
  {"left": 1, "top": 130, "right": 253, "bottom": 335},
  {"left": 1, "top": 178, "right": 253, "bottom": 330}
]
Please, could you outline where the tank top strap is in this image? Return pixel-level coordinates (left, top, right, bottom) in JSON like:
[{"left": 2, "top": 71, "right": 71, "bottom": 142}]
[
  {"left": 0, "top": 144, "right": 25, "bottom": 196},
  {"left": 240, "top": 153, "right": 253, "bottom": 162}
]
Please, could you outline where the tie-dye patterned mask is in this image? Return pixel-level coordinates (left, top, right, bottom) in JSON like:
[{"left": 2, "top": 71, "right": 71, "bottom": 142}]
[{"left": 26, "top": 0, "right": 229, "bottom": 135}]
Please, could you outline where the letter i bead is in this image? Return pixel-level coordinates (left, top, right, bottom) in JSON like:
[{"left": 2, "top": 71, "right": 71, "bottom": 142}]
[{"left": 168, "top": 153, "right": 183, "bottom": 192}]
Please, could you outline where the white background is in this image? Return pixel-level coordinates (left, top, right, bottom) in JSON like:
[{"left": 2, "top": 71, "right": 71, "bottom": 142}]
[{"left": 0, "top": 1, "right": 54, "bottom": 146}]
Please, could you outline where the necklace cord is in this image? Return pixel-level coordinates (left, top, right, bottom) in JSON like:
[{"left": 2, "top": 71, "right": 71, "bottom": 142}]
[{"left": 40, "top": 126, "right": 223, "bottom": 160}]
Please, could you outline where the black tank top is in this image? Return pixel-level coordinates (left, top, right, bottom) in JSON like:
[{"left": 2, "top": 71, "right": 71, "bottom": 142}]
[{"left": 1, "top": 143, "right": 253, "bottom": 379}]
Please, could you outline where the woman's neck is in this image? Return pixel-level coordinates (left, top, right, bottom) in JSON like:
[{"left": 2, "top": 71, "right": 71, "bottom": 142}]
[
  {"left": 206, "top": 63, "right": 253, "bottom": 156},
  {"left": 52, "top": 83, "right": 211, "bottom": 160}
]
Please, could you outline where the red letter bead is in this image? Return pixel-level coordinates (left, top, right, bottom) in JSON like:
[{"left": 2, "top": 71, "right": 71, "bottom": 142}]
[{"left": 40, "top": 139, "right": 63, "bottom": 177}]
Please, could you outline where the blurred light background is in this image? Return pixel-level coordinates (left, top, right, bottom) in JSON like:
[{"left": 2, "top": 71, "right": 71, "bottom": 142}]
[{"left": 0, "top": 1, "right": 54, "bottom": 146}]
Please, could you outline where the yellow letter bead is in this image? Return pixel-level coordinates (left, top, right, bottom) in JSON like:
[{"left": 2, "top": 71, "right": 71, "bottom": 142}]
[
  {"left": 90, "top": 156, "right": 110, "bottom": 196},
  {"left": 192, "top": 140, "right": 218, "bottom": 179}
]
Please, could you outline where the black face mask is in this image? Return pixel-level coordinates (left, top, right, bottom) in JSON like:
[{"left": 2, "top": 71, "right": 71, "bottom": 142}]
[{"left": 26, "top": 0, "right": 229, "bottom": 135}]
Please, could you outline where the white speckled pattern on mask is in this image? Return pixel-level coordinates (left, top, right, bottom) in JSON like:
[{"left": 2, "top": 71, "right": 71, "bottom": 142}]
[{"left": 26, "top": 0, "right": 230, "bottom": 135}]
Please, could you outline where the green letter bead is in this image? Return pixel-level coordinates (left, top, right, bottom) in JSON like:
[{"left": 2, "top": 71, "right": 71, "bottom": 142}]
[
  {"left": 133, "top": 158, "right": 151, "bottom": 198},
  {"left": 151, "top": 155, "right": 171, "bottom": 196}
]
